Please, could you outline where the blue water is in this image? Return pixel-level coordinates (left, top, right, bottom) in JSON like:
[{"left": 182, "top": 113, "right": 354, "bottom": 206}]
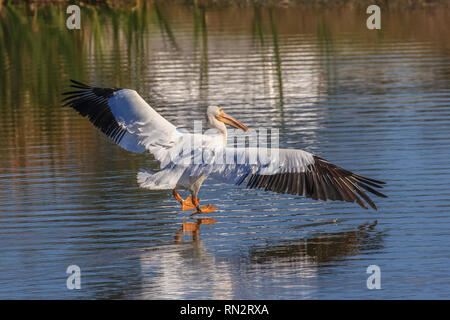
[{"left": 0, "top": 4, "right": 449, "bottom": 299}]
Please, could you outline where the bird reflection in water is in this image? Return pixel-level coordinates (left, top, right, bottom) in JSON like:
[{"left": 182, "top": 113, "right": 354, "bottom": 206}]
[
  {"left": 249, "top": 220, "right": 382, "bottom": 265},
  {"left": 174, "top": 218, "right": 217, "bottom": 243},
  {"left": 138, "top": 220, "right": 383, "bottom": 299}
]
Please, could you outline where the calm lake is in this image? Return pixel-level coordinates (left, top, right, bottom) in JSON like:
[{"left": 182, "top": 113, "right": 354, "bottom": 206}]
[{"left": 0, "top": 2, "right": 449, "bottom": 299}]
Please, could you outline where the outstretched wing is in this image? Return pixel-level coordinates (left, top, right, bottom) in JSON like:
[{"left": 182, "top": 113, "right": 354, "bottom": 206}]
[
  {"left": 243, "top": 154, "right": 387, "bottom": 210},
  {"left": 177, "top": 147, "right": 386, "bottom": 210},
  {"left": 63, "top": 80, "right": 181, "bottom": 165}
]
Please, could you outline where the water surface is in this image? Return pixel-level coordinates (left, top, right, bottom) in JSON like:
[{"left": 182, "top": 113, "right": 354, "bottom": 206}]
[{"left": 0, "top": 3, "right": 449, "bottom": 299}]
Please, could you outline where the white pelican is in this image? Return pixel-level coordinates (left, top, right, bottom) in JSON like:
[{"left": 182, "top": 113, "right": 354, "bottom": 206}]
[{"left": 63, "top": 80, "right": 386, "bottom": 214}]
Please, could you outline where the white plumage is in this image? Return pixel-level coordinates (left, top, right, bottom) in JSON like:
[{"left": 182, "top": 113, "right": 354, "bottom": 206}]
[{"left": 64, "top": 80, "right": 387, "bottom": 213}]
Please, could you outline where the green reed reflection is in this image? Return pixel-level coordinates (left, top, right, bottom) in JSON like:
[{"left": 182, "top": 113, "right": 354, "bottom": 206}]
[
  {"left": 268, "top": 8, "right": 284, "bottom": 108},
  {"left": 0, "top": 1, "right": 449, "bottom": 157}
]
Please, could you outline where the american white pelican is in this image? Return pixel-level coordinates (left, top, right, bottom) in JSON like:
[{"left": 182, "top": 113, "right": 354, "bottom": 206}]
[{"left": 63, "top": 80, "right": 386, "bottom": 214}]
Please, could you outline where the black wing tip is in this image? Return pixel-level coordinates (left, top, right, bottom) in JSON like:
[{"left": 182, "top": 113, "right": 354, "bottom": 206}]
[
  {"left": 61, "top": 80, "right": 91, "bottom": 103},
  {"left": 284, "top": 158, "right": 386, "bottom": 209},
  {"left": 354, "top": 174, "right": 386, "bottom": 186},
  {"left": 240, "top": 154, "right": 387, "bottom": 211},
  {"left": 70, "top": 79, "right": 91, "bottom": 88},
  {"left": 62, "top": 80, "right": 122, "bottom": 102},
  {"left": 61, "top": 80, "right": 126, "bottom": 144}
]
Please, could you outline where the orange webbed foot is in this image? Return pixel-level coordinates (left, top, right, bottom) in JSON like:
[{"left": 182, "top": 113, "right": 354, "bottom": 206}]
[
  {"left": 192, "top": 204, "right": 218, "bottom": 215},
  {"left": 181, "top": 196, "right": 198, "bottom": 211},
  {"left": 173, "top": 189, "right": 198, "bottom": 211}
]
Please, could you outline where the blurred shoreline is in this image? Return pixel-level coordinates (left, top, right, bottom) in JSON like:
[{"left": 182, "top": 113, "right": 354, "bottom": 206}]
[{"left": 2, "top": 0, "right": 450, "bottom": 10}]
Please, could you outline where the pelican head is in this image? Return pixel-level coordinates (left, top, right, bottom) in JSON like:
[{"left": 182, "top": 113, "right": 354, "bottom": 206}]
[{"left": 206, "top": 106, "right": 249, "bottom": 133}]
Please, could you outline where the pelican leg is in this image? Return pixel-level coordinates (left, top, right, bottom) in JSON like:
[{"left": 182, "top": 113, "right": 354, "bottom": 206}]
[
  {"left": 191, "top": 196, "right": 218, "bottom": 215},
  {"left": 172, "top": 189, "right": 197, "bottom": 211}
]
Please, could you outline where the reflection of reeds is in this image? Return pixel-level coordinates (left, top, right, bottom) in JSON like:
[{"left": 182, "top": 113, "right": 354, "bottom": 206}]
[
  {"left": 252, "top": 6, "right": 264, "bottom": 47},
  {"left": 154, "top": 2, "right": 180, "bottom": 52},
  {"left": 0, "top": 2, "right": 159, "bottom": 174},
  {"left": 0, "top": 2, "right": 160, "bottom": 108},
  {"left": 192, "top": 2, "right": 209, "bottom": 101},
  {"left": 1, "top": 2, "right": 449, "bottom": 173},
  {"left": 269, "top": 9, "right": 284, "bottom": 109},
  {"left": 251, "top": 8, "right": 285, "bottom": 123},
  {"left": 0, "top": 3, "right": 84, "bottom": 108},
  {"left": 199, "top": 6, "right": 208, "bottom": 93},
  {"left": 316, "top": 16, "right": 337, "bottom": 95}
]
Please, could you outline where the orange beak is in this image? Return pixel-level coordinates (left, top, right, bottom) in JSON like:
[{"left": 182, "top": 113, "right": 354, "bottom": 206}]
[{"left": 216, "top": 112, "right": 249, "bottom": 132}]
